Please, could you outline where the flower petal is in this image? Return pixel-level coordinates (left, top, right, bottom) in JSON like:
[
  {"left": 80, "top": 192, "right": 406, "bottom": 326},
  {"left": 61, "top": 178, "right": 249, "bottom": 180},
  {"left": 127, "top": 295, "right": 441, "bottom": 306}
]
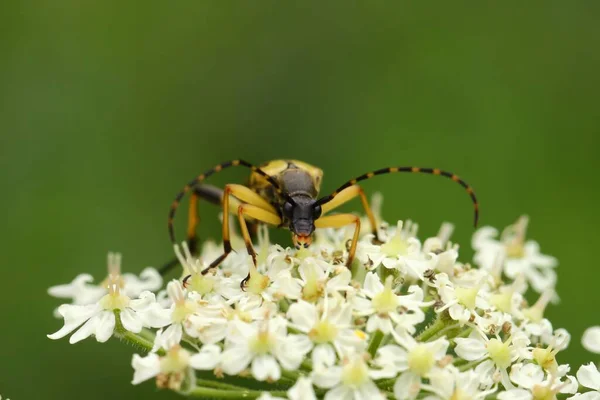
[
  {"left": 120, "top": 308, "right": 142, "bottom": 333},
  {"left": 94, "top": 311, "right": 116, "bottom": 342},
  {"left": 47, "top": 303, "right": 101, "bottom": 340},
  {"left": 131, "top": 353, "right": 161, "bottom": 385},
  {"left": 576, "top": 362, "right": 600, "bottom": 391},
  {"left": 252, "top": 355, "right": 281, "bottom": 381},
  {"left": 189, "top": 344, "right": 222, "bottom": 370},
  {"left": 582, "top": 326, "right": 600, "bottom": 354}
]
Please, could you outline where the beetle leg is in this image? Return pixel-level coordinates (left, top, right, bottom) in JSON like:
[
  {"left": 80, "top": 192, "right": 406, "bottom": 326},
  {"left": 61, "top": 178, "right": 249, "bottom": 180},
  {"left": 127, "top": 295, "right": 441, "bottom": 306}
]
[
  {"left": 235, "top": 204, "right": 282, "bottom": 289},
  {"left": 319, "top": 185, "right": 380, "bottom": 241},
  {"left": 201, "top": 184, "right": 278, "bottom": 275},
  {"left": 314, "top": 213, "right": 361, "bottom": 268}
]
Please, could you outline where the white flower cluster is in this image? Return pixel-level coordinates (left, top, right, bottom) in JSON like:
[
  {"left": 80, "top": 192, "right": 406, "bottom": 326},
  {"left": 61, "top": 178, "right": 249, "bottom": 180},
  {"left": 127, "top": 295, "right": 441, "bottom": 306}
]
[{"left": 48, "top": 201, "right": 600, "bottom": 400}]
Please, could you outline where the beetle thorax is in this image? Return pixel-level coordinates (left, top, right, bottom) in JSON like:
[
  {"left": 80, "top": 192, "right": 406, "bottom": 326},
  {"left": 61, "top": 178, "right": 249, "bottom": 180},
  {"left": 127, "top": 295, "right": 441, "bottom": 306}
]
[{"left": 278, "top": 169, "right": 319, "bottom": 198}]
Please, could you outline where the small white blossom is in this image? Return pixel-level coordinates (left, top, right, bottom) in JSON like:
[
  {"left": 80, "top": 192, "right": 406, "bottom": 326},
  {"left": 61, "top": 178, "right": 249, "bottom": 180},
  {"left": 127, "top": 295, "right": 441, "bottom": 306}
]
[
  {"left": 48, "top": 252, "right": 162, "bottom": 308},
  {"left": 353, "top": 272, "right": 429, "bottom": 334},
  {"left": 48, "top": 274, "right": 161, "bottom": 344},
  {"left": 473, "top": 217, "right": 558, "bottom": 294},
  {"left": 312, "top": 351, "right": 385, "bottom": 400},
  {"left": 131, "top": 346, "right": 191, "bottom": 390},
  {"left": 568, "top": 363, "right": 600, "bottom": 400},
  {"left": 373, "top": 329, "right": 449, "bottom": 399},
  {"left": 287, "top": 295, "right": 367, "bottom": 364},
  {"left": 582, "top": 326, "right": 600, "bottom": 354},
  {"left": 221, "top": 317, "right": 311, "bottom": 381}
]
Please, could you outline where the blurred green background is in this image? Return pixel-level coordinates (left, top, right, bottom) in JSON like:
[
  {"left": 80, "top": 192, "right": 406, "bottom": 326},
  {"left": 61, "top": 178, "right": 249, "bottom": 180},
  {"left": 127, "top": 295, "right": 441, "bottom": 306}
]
[{"left": 1, "top": 2, "right": 599, "bottom": 399}]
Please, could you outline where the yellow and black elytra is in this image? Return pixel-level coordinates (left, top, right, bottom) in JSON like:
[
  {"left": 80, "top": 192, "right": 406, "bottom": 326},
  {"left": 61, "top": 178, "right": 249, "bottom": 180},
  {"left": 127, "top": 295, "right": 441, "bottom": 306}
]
[{"left": 161, "top": 159, "right": 479, "bottom": 286}]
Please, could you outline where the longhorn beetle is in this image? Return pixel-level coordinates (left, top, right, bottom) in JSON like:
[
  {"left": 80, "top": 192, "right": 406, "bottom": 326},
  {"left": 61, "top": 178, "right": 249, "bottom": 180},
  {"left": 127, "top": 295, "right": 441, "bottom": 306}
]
[{"left": 162, "top": 159, "right": 478, "bottom": 285}]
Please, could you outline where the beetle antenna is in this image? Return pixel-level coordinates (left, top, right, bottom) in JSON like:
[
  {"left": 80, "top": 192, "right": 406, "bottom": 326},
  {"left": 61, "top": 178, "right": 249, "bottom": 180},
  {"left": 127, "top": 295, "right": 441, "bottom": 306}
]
[
  {"left": 168, "top": 160, "right": 283, "bottom": 244},
  {"left": 316, "top": 167, "right": 479, "bottom": 227}
]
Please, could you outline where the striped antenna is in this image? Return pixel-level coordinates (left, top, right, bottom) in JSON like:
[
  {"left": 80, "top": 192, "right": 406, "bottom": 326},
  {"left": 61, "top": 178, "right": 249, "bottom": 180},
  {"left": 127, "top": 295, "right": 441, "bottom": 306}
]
[
  {"left": 316, "top": 167, "right": 479, "bottom": 227},
  {"left": 168, "top": 159, "right": 283, "bottom": 244}
]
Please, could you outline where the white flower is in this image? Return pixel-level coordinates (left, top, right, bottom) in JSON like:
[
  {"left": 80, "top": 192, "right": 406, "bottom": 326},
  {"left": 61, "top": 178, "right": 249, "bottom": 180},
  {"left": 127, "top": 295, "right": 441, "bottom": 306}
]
[
  {"left": 357, "top": 220, "right": 430, "bottom": 279},
  {"left": 291, "top": 258, "right": 354, "bottom": 302},
  {"left": 189, "top": 344, "right": 222, "bottom": 371},
  {"left": 372, "top": 329, "right": 449, "bottom": 399},
  {"left": 353, "top": 272, "right": 429, "bottom": 334},
  {"left": 434, "top": 273, "right": 489, "bottom": 324},
  {"left": 48, "top": 274, "right": 160, "bottom": 344},
  {"left": 473, "top": 217, "right": 558, "bottom": 294},
  {"left": 568, "top": 363, "right": 600, "bottom": 400},
  {"left": 421, "top": 366, "right": 497, "bottom": 400},
  {"left": 582, "top": 326, "right": 600, "bottom": 354},
  {"left": 221, "top": 317, "right": 311, "bottom": 381},
  {"left": 287, "top": 296, "right": 368, "bottom": 364},
  {"left": 454, "top": 328, "right": 528, "bottom": 388},
  {"left": 504, "top": 362, "right": 578, "bottom": 400},
  {"left": 288, "top": 377, "right": 318, "bottom": 400},
  {"left": 48, "top": 252, "right": 162, "bottom": 308},
  {"left": 131, "top": 346, "right": 191, "bottom": 390},
  {"left": 151, "top": 280, "right": 199, "bottom": 351},
  {"left": 312, "top": 351, "right": 385, "bottom": 400}
]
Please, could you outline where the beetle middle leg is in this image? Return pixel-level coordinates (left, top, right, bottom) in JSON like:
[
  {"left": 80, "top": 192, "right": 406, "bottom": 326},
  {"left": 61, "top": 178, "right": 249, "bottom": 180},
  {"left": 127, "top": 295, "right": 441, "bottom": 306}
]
[
  {"left": 202, "top": 184, "right": 279, "bottom": 274},
  {"left": 159, "top": 184, "right": 225, "bottom": 275},
  {"left": 320, "top": 184, "right": 381, "bottom": 241},
  {"left": 314, "top": 213, "right": 361, "bottom": 268}
]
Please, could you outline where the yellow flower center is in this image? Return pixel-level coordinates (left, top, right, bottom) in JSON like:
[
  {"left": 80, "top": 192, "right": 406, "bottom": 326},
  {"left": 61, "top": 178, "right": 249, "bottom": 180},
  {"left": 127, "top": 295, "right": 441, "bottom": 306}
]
[
  {"left": 160, "top": 346, "right": 191, "bottom": 374},
  {"left": 341, "top": 357, "right": 369, "bottom": 388},
  {"left": 523, "top": 291, "right": 552, "bottom": 323},
  {"left": 487, "top": 338, "right": 512, "bottom": 369},
  {"left": 99, "top": 293, "right": 130, "bottom": 310},
  {"left": 309, "top": 320, "right": 339, "bottom": 344},
  {"left": 450, "top": 389, "right": 473, "bottom": 400},
  {"left": 532, "top": 384, "right": 555, "bottom": 400},
  {"left": 455, "top": 286, "right": 479, "bottom": 310},
  {"left": 99, "top": 279, "right": 130, "bottom": 310},
  {"left": 188, "top": 274, "right": 215, "bottom": 295},
  {"left": 407, "top": 344, "right": 435, "bottom": 376},
  {"left": 490, "top": 288, "right": 514, "bottom": 313},
  {"left": 302, "top": 270, "right": 324, "bottom": 303},
  {"left": 246, "top": 266, "right": 270, "bottom": 295},
  {"left": 533, "top": 347, "right": 558, "bottom": 374},
  {"left": 381, "top": 234, "right": 409, "bottom": 257},
  {"left": 172, "top": 300, "right": 197, "bottom": 323},
  {"left": 372, "top": 276, "right": 398, "bottom": 314},
  {"left": 249, "top": 330, "right": 274, "bottom": 355},
  {"left": 504, "top": 216, "right": 528, "bottom": 259}
]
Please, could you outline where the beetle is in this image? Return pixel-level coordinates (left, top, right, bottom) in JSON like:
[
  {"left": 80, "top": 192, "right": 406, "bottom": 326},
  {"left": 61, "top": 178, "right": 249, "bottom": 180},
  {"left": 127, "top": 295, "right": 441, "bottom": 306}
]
[{"left": 162, "top": 159, "right": 478, "bottom": 284}]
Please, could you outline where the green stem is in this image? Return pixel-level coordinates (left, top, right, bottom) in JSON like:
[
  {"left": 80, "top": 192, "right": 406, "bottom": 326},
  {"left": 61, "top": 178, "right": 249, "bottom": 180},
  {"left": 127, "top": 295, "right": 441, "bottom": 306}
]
[
  {"left": 376, "top": 377, "right": 396, "bottom": 390},
  {"left": 197, "top": 379, "right": 251, "bottom": 391},
  {"left": 428, "top": 323, "right": 461, "bottom": 342},
  {"left": 188, "top": 387, "right": 287, "bottom": 399},
  {"left": 416, "top": 316, "right": 446, "bottom": 342},
  {"left": 458, "top": 359, "right": 484, "bottom": 372},
  {"left": 113, "top": 310, "right": 161, "bottom": 354},
  {"left": 368, "top": 330, "right": 385, "bottom": 358}
]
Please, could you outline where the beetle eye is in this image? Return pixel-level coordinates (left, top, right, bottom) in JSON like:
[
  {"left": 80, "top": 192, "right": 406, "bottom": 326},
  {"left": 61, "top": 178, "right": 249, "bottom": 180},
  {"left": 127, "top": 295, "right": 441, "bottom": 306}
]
[
  {"left": 283, "top": 201, "right": 294, "bottom": 217},
  {"left": 312, "top": 205, "right": 322, "bottom": 218}
]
